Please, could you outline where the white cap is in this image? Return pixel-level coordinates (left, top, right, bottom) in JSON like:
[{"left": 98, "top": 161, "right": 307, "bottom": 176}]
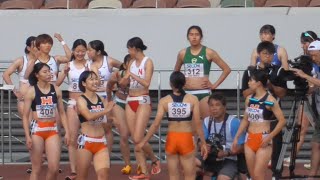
[{"left": 308, "top": 40, "right": 320, "bottom": 51}]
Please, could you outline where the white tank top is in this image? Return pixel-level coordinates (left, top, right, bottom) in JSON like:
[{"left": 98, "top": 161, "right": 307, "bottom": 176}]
[
  {"left": 97, "top": 56, "right": 112, "bottom": 91},
  {"left": 35, "top": 56, "right": 58, "bottom": 82},
  {"left": 19, "top": 55, "right": 29, "bottom": 83},
  {"left": 68, "top": 61, "right": 90, "bottom": 92},
  {"left": 129, "top": 57, "right": 148, "bottom": 89}
]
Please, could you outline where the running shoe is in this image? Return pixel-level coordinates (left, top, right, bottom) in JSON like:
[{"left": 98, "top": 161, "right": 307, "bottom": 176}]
[
  {"left": 151, "top": 160, "right": 161, "bottom": 175},
  {"left": 26, "top": 167, "right": 32, "bottom": 174},
  {"left": 128, "top": 173, "right": 150, "bottom": 180},
  {"left": 136, "top": 165, "right": 142, "bottom": 175},
  {"left": 121, "top": 165, "right": 132, "bottom": 175},
  {"left": 283, "top": 157, "right": 291, "bottom": 167},
  {"left": 27, "top": 167, "right": 62, "bottom": 174},
  {"left": 65, "top": 173, "right": 77, "bottom": 180},
  {"left": 304, "top": 163, "right": 311, "bottom": 170}
]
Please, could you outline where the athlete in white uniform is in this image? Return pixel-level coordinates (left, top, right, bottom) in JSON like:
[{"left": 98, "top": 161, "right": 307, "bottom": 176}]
[
  {"left": 24, "top": 33, "right": 72, "bottom": 85},
  {"left": 2, "top": 36, "right": 37, "bottom": 118},
  {"left": 87, "top": 40, "right": 122, "bottom": 98},
  {"left": 87, "top": 40, "right": 122, "bottom": 156},
  {"left": 120, "top": 37, "right": 161, "bottom": 180},
  {"left": 55, "top": 39, "right": 89, "bottom": 180}
]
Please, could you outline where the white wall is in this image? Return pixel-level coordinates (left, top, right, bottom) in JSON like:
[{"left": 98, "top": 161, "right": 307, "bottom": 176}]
[{"left": 0, "top": 8, "right": 319, "bottom": 89}]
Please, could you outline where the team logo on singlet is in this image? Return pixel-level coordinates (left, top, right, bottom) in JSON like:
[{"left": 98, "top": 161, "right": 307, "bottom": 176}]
[
  {"left": 90, "top": 105, "right": 103, "bottom": 112},
  {"left": 41, "top": 96, "right": 53, "bottom": 105},
  {"left": 191, "top": 58, "right": 197, "bottom": 64},
  {"left": 138, "top": 68, "right": 143, "bottom": 76},
  {"left": 37, "top": 96, "right": 56, "bottom": 118},
  {"left": 247, "top": 104, "right": 263, "bottom": 122}
]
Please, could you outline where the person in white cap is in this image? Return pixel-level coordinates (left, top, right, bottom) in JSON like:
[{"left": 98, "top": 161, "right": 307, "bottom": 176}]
[{"left": 291, "top": 40, "right": 320, "bottom": 178}]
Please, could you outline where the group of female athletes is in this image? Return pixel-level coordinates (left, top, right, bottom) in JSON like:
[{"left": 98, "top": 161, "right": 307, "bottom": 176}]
[{"left": 3, "top": 25, "right": 289, "bottom": 180}]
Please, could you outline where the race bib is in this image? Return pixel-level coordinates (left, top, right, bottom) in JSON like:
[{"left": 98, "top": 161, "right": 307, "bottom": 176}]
[
  {"left": 89, "top": 116, "right": 107, "bottom": 125},
  {"left": 36, "top": 104, "right": 56, "bottom": 118},
  {"left": 89, "top": 106, "right": 107, "bottom": 125},
  {"left": 98, "top": 75, "right": 106, "bottom": 89},
  {"left": 130, "top": 77, "right": 143, "bottom": 89},
  {"left": 247, "top": 107, "right": 264, "bottom": 122},
  {"left": 185, "top": 63, "right": 204, "bottom": 77},
  {"left": 50, "top": 72, "right": 57, "bottom": 82},
  {"left": 71, "top": 78, "right": 80, "bottom": 92},
  {"left": 168, "top": 102, "right": 191, "bottom": 118}
]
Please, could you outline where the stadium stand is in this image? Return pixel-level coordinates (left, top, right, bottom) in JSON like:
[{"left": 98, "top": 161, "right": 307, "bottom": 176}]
[
  {"left": 253, "top": 0, "right": 266, "bottom": 6},
  {"left": 264, "top": 0, "right": 295, "bottom": 7},
  {"left": 176, "top": 0, "right": 211, "bottom": 8},
  {"left": 1, "top": 0, "right": 34, "bottom": 9},
  {"left": 209, "top": 0, "right": 221, "bottom": 7},
  {"left": 299, "top": 0, "right": 311, "bottom": 6},
  {"left": 44, "top": 0, "right": 88, "bottom": 9},
  {"left": 131, "top": 0, "right": 166, "bottom": 8},
  {"left": 220, "top": 0, "right": 254, "bottom": 7},
  {"left": 120, "top": 0, "right": 133, "bottom": 8},
  {"left": 0, "top": 0, "right": 319, "bottom": 8},
  {"left": 253, "top": 0, "right": 312, "bottom": 7},
  {"left": 88, "top": 0, "right": 122, "bottom": 9},
  {"left": 164, "top": 0, "right": 177, "bottom": 7},
  {"left": 309, "top": 0, "right": 320, "bottom": 6}
]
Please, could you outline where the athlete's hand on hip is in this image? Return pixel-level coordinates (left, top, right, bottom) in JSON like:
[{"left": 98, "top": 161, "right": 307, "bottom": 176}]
[
  {"left": 26, "top": 136, "right": 32, "bottom": 150},
  {"left": 210, "top": 82, "right": 219, "bottom": 90},
  {"left": 261, "top": 135, "right": 272, "bottom": 148},
  {"left": 201, "top": 80, "right": 211, "bottom": 89},
  {"left": 14, "top": 91, "right": 23, "bottom": 101}
]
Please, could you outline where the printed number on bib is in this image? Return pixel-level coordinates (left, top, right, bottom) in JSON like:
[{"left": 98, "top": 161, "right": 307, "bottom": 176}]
[
  {"left": 168, "top": 103, "right": 191, "bottom": 118},
  {"left": 247, "top": 107, "right": 263, "bottom": 122},
  {"left": 130, "top": 78, "right": 143, "bottom": 89},
  {"left": 185, "top": 63, "right": 204, "bottom": 77},
  {"left": 36, "top": 105, "right": 56, "bottom": 118},
  {"left": 50, "top": 72, "right": 56, "bottom": 81}
]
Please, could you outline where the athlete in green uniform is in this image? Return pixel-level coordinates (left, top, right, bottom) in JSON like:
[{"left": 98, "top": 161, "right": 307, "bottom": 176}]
[
  {"left": 106, "top": 54, "right": 132, "bottom": 175},
  {"left": 174, "top": 25, "right": 231, "bottom": 119}
]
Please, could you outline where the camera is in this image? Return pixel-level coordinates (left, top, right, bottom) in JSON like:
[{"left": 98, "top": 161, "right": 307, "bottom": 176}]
[
  {"left": 283, "top": 55, "right": 313, "bottom": 92},
  {"left": 204, "top": 133, "right": 224, "bottom": 166}
]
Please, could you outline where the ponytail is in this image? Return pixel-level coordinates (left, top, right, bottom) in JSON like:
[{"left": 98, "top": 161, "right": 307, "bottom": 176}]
[
  {"left": 170, "top": 71, "right": 186, "bottom": 94},
  {"left": 28, "top": 72, "right": 38, "bottom": 86},
  {"left": 101, "top": 50, "right": 108, "bottom": 56},
  {"left": 178, "top": 88, "right": 186, "bottom": 95},
  {"left": 119, "top": 63, "right": 126, "bottom": 71}
]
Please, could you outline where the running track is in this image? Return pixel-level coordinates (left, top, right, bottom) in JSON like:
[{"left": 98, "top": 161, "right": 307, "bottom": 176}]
[{"left": 0, "top": 163, "right": 313, "bottom": 179}]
